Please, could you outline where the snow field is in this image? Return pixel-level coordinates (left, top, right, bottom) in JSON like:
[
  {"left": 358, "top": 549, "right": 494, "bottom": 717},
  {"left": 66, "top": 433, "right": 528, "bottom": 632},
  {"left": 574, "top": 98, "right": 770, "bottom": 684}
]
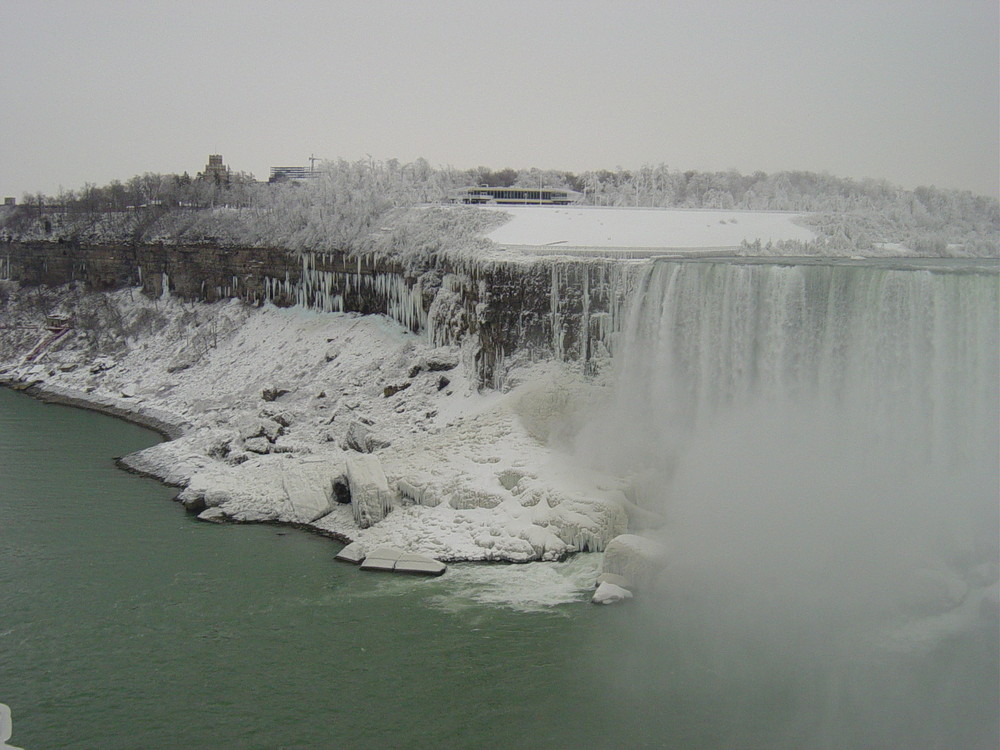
[{"left": 485, "top": 206, "right": 816, "bottom": 252}]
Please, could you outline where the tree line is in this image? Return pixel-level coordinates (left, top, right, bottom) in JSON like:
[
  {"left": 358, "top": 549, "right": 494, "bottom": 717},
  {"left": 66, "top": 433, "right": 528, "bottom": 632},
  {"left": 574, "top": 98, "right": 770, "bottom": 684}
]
[{"left": 2, "top": 158, "right": 997, "bottom": 256}]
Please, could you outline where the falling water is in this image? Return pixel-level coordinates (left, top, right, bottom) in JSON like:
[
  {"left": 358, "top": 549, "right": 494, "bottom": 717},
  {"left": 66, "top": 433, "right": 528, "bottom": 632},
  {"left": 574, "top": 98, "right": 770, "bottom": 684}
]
[{"left": 580, "top": 257, "right": 1000, "bottom": 748}]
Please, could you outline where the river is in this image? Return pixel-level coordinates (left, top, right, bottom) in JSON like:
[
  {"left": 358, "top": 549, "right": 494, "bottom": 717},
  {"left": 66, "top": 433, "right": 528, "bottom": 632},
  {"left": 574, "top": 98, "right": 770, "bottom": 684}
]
[
  {"left": 2, "top": 322, "right": 998, "bottom": 750},
  {"left": 0, "top": 388, "right": 615, "bottom": 749}
]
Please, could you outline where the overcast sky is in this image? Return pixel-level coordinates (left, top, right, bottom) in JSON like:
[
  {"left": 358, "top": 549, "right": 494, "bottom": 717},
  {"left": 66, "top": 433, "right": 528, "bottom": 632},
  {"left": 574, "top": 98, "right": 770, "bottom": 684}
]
[{"left": 2, "top": 0, "right": 997, "bottom": 199}]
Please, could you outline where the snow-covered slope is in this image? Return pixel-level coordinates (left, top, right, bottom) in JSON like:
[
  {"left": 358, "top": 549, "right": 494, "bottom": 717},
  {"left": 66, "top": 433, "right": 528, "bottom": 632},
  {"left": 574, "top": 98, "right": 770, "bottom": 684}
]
[
  {"left": 485, "top": 206, "right": 816, "bottom": 254},
  {"left": 0, "top": 285, "right": 630, "bottom": 565}
]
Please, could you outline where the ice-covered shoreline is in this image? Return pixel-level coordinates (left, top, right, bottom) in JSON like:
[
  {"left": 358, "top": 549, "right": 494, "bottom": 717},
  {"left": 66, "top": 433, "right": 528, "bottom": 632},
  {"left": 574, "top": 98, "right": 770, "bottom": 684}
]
[{"left": 0, "top": 283, "right": 633, "bottom": 564}]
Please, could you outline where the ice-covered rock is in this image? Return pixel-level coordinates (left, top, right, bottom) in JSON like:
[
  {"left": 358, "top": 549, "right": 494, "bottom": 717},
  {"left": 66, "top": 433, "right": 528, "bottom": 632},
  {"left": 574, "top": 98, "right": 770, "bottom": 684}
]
[
  {"left": 335, "top": 541, "right": 367, "bottom": 564},
  {"left": 237, "top": 416, "right": 282, "bottom": 442},
  {"left": 614, "top": 491, "right": 666, "bottom": 531},
  {"left": 596, "top": 571, "right": 632, "bottom": 588},
  {"left": 532, "top": 496, "right": 627, "bottom": 553},
  {"left": 244, "top": 436, "right": 271, "bottom": 454},
  {"left": 359, "top": 546, "right": 445, "bottom": 575},
  {"left": 280, "top": 457, "right": 336, "bottom": 523},
  {"left": 346, "top": 454, "right": 394, "bottom": 528},
  {"left": 396, "top": 477, "right": 437, "bottom": 506},
  {"left": 198, "top": 507, "right": 227, "bottom": 523},
  {"left": 592, "top": 581, "right": 634, "bottom": 605},
  {"left": 601, "top": 534, "right": 669, "bottom": 589},
  {"left": 1, "top": 702, "right": 25, "bottom": 750},
  {"left": 343, "top": 420, "right": 391, "bottom": 453}
]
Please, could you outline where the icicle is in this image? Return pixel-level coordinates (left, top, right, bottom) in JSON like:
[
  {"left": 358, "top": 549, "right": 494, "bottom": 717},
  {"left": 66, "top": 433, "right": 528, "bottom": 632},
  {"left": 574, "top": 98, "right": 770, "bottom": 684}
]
[{"left": 550, "top": 264, "right": 564, "bottom": 361}]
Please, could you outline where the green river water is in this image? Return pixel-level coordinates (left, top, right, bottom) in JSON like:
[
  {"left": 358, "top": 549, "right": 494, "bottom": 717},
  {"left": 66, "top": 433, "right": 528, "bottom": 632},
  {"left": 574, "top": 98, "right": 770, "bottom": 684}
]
[{"left": 1, "top": 387, "right": 997, "bottom": 749}]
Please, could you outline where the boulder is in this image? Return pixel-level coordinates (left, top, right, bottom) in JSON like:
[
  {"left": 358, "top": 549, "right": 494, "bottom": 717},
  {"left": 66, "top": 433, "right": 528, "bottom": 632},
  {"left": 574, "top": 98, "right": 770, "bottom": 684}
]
[
  {"left": 346, "top": 454, "right": 394, "bottom": 528},
  {"left": 280, "top": 459, "right": 335, "bottom": 523},
  {"left": 424, "top": 353, "right": 458, "bottom": 372},
  {"left": 601, "top": 534, "right": 669, "bottom": 589},
  {"left": 244, "top": 437, "right": 271, "bottom": 454},
  {"left": 596, "top": 572, "right": 633, "bottom": 589},
  {"left": 383, "top": 382, "right": 411, "bottom": 398},
  {"left": 197, "top": 507, "right": 228, "bottom": 523},
  {"left": 534, "top": 496, "right": 628, "bottom": 553},
  {"left": 335, "top": 541, "right": 367, "bottom": 564},
  {"left": 592, "top": 581, "right": 634, "bottom": 605},
  {"left": 343, "top": 420, "right": 391, "bottom": 453}
]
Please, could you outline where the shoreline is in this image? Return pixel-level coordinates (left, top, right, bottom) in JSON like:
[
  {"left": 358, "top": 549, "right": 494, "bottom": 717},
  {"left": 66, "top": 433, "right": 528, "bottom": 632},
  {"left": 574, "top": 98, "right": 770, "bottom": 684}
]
[
  {"left": 14, "top": 380, "right": 190, "bottom": 442},
  {"left": 0, "top": 288, "right": 631, "bottom": 564},
  {"left": 2, "top": 379, "right": 409, "bottom": 550}
]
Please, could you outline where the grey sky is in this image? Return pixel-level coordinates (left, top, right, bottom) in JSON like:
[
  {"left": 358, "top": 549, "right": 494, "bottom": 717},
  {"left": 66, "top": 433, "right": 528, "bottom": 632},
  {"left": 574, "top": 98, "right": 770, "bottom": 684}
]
[{"left": 2, "top": 0, "right": 997, "bottom": 199}]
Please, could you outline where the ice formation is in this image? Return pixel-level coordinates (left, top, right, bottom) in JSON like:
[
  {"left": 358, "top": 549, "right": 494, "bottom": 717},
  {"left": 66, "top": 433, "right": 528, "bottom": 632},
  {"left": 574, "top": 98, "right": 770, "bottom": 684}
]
[
  {"left": 345, "top": 454, "right": 394, "bottom": 528},
  {"left": 0, "top": 280, "right": 631, "bottom": 564},
  {"left": 600, "top": 534, "right": 669, "bottom": 589},
  {"left": 2, "top": 224, "right": 996, "bottom": 606}
]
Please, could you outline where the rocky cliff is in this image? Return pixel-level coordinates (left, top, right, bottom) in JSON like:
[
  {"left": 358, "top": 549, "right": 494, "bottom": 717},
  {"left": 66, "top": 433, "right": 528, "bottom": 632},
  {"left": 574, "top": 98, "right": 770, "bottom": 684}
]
[{"left": 1, "top": 240, "right": 636, "bottom": 386}]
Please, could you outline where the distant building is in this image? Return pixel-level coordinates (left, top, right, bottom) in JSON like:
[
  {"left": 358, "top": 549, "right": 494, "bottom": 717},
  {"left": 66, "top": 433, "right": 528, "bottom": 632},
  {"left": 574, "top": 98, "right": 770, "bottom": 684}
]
[
  {"left": 3, "top": 197, "right": 14, "bottom": 206},
  {"left": 448, "top": 186, "right": 583, "bottom": 205},
  {"left": 201, "top": 154, "right": 230, "bottom": 184},
  {"left": 269, "top": 166, "right": 320, "bottom": 183}
]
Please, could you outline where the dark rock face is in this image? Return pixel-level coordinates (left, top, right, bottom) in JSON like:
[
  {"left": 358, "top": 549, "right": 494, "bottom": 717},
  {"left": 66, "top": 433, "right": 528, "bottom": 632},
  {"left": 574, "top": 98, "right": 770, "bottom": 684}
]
[
  {"left": 261, "top": 387, "right": 290, "bottom": 402},
  {"left": 383, "top": 382, "right": 410, "bottom": 398},
  {"left": 2, "top": 242, "right": 634, "bottom": 386},
  {"left": 332, "top": 477, "right": 352, "bottom": 505}
]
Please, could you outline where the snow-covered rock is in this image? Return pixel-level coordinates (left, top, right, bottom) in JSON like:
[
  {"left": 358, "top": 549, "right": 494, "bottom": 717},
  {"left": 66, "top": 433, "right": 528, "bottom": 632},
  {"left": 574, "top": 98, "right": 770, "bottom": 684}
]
[
  {"left": 601, "top": 534, "right": 669, "bottom": 589},
  {"left": 198, "top": 507, "right": 227, "bottom": 523},
  {"left": 335, "top": 541, "right": 367, "bottom": 564},
  {"left": 346, "top": 454, "right": 394, "bottom": 528},
  {"left": 342, "top": 420, "right": 390, "bottom": 453},
  {"left": 359, "top": 546, "right": 445, "bottom": 575},
  {"left": 244, "top": 436, "right": 271, "bottom": 454},
  {"left": 592, "top": 581, "right": 634, "bottom": 605},
  {"left": 0, "top": 287, "right": 638, "bottom": 565},
  {"left": 280, "top": 456, "right": 338, "bottom": 523}
]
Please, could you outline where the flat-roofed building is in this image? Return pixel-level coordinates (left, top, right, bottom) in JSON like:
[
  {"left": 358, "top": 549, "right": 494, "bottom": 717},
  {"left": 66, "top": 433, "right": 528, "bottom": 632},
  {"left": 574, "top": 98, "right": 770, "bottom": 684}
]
[
  {"left": 269, "top": 166, "right": 320, "bottom": 182},
  {"left": 448, "top": 186, "right": 583, "bottom": 205}
]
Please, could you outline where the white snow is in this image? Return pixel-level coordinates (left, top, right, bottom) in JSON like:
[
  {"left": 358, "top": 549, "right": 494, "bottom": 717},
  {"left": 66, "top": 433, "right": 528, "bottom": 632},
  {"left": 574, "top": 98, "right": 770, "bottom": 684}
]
[
  {"left": 1, "top": 287, "right": 629, "bottom": 582},
  {"left": 592, "top": 581, "right": 634, "bottom": 605},
  {"left": 485, "top": 206, "right": 815, "bottom": 253}
]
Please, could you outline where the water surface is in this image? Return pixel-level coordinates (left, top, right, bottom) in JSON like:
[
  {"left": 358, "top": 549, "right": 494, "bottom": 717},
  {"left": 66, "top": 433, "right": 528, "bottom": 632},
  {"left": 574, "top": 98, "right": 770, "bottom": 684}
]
[{"left": 2, "top": 384, "right": 997, "bottom": 749}]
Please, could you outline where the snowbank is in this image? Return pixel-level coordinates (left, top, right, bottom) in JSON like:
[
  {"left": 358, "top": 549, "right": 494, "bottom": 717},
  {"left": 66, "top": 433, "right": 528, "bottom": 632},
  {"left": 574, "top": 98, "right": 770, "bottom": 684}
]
[{"left": 0, "top": 285, "right": 627, "bottom": 566}]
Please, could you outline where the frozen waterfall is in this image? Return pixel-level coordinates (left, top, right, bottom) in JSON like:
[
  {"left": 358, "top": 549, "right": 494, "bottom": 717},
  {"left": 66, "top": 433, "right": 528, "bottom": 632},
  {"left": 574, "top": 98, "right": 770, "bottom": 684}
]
[{"left": 583, "top": 258, "right": 999, "bottom": 480}]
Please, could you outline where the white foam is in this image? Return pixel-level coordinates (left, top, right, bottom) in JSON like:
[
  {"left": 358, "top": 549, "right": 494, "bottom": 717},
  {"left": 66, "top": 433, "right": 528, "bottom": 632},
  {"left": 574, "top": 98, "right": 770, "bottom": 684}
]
[{"left": 427, "top": 556, "right": 602, "bottom": 613}]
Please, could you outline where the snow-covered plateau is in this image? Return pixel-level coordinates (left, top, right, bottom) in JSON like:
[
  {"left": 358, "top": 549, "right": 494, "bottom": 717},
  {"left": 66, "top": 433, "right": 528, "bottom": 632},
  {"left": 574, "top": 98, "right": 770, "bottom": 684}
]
[
  {"left": 485, "top": 205, "right": 816, "bottom": 253},
  {"left": 0, "top": 284, "right": 638, "bottom": 566}
]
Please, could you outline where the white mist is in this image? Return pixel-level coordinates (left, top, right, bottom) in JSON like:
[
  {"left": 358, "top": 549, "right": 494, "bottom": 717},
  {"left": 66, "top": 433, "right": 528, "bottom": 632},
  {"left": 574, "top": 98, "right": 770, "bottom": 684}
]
[{"left": 579, "top": 259, "right": 1000, "bottom": 747}]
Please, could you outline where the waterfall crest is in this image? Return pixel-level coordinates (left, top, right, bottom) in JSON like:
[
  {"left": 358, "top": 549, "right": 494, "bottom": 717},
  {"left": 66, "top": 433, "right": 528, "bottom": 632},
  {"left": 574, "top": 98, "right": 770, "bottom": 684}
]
[{"left": 586, "top": 259, "right": 999, "bottom": 481}]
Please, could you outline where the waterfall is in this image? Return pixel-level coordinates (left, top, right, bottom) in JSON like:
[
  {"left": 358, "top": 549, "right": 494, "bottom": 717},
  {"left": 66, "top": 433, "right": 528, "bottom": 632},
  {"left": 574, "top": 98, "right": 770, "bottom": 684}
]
[
  {"left": 583, "top": 257, "right": 1000, "bottom": 746},
  {"left": 586, "top": 258, "right": 999, "bottom": 480}
]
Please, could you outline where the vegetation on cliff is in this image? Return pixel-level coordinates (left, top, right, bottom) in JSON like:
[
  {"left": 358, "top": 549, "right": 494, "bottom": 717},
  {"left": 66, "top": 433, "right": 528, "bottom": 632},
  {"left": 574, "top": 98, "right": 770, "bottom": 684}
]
[{"left": 2, "top": 158, "right": 997, "bottom": 257}]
